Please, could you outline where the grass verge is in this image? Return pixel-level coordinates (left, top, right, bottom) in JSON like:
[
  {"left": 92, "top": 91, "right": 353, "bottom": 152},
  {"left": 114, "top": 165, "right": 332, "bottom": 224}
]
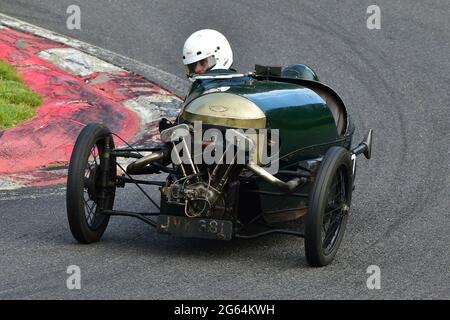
[{"left": 0, "top": 60, "right": 42, "bottom": 130}]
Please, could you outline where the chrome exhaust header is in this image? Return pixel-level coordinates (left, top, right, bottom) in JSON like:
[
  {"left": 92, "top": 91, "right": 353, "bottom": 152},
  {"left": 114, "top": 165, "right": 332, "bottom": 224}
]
[
  {"left": 126, "top": 150, "right": 167, "bottom": 175},
  {"left": 246, "top": 163, "right": 303, "bottom": 191}
]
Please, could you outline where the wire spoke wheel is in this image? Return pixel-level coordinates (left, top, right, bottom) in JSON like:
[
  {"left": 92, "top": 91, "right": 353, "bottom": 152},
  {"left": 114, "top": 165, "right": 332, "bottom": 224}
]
[
  {"left": 322, "top": 167, "right": 349, "bottom": 255},
  {"left": 67, "top": 123, "right": 117, "bottom": 244},
  {"left": 305, "top": 147, "right": 353, "bottom": 267}
]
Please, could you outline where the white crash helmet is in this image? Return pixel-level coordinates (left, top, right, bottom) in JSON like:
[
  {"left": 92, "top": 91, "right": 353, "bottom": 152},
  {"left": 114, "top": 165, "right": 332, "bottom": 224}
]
[{"left": 182, "top": 29, "right": 233, "bottom": 76}]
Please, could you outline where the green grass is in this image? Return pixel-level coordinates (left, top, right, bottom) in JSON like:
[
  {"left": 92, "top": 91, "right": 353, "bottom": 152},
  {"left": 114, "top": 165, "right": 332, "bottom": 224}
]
[{"left": 0, "top": 60, "right": 42, "bottom": 130}]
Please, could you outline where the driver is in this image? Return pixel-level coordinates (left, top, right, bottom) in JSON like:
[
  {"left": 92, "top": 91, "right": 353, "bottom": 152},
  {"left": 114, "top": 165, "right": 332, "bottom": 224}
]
[{"left": 182, "top": 29, "right": 233, "bottom": 77}]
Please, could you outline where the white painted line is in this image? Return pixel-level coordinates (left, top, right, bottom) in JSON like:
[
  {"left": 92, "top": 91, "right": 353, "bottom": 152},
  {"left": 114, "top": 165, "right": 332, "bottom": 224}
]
[
  {"left": 124, "top": 97, "right": 162, "bottom": 125},
  {"left": 0, "top": 13, "right": 189, "bottom": 96},
  {"left": 124, "top": 94, "right": 181, "bottom": 126},
  {"left": 38, "top": 48, "right": 123, "bottom": 77},
  {"left": 0, "top": 187, "right": 66, "bottom": 201},
  {"left": 0, "top": 178, "right": 24, "bottom": 190}
]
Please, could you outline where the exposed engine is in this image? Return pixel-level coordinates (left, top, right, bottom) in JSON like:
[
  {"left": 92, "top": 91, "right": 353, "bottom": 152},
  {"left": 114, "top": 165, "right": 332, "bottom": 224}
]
[
  {"left": 160, "top": 124, "right": 245, "bottom": 220},
  {"left": 162, "top": 159, "right": 243, "bottom": 220},
  {"left": 167, "top": 177, "right": 225, "bottom": 218}
]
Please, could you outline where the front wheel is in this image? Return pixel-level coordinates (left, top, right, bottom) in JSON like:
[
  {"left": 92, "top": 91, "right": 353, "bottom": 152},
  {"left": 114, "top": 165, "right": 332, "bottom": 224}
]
[
  {"left": 66, "top": 123, "right": 117, "bottom": 243},
  {"left": 304, "top": 146, "right": 353, "bottom": 267}
]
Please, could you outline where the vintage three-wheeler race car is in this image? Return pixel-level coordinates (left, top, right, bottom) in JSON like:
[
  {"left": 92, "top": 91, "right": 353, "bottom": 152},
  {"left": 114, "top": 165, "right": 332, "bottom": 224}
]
[{"left": 66, "top": 64, "right": 373, "bottom": 267}]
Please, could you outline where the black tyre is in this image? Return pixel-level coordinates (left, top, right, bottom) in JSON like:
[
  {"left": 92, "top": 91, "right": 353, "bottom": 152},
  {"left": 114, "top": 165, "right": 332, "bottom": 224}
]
[
  {"left": 304, "top": 146, "right": 353, "bottom": 267},
  {"left": 66, "top": 123, "right": 116, "bottom": 243}
]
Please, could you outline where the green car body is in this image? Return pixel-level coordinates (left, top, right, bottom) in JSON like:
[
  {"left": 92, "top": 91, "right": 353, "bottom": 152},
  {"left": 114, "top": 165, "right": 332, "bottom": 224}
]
[{"left": 179, "top": 71, "right": 355, "bottom": 222}]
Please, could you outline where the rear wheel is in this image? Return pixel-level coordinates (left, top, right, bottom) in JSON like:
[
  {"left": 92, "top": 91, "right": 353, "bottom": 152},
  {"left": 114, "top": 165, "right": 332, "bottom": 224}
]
[
  {"left": 304, "top": 146, "right": 353, "bottom": 267},
  {"left": 66, "top": 123, "right": 117, "bottom": 243}
]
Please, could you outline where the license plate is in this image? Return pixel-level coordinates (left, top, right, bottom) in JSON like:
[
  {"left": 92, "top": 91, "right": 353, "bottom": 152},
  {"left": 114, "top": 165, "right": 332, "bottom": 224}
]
[{"left": 157, "top": 215, "right": 233, "bottom": 240}]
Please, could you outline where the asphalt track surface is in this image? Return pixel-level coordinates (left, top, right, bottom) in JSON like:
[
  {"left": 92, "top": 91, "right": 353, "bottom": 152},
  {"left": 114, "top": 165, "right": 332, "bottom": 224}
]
[{"left": 0, "top": 0, "right": 449, "bottom": 299}]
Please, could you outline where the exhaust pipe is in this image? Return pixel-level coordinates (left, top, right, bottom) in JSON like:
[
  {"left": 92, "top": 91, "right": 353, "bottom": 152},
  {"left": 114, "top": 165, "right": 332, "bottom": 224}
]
[
  {"left": 126, "top": 149, "right": 168, "bottom": 175},
  {"left": 351, "top": 129, "right": 373, "bottom": 159},
  {"left": 247, "top": 163, "right": 304, "bottom": 191}
]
